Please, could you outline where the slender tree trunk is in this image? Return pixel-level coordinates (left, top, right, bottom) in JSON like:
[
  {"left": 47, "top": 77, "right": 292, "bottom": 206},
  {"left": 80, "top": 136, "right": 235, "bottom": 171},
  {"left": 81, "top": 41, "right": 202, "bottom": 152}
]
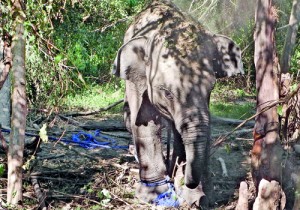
[
  {"left": 280, "top": 0, "right": 300, "bottom": 74},
  {"left": 0, "top": 36, "right": 11, "bottom": 128},
  {"left": 7, "top": 0, "right": 27, "bottom": 204},
  {"left": 252, "top": 0, "right": 284, "bottom": 208}
]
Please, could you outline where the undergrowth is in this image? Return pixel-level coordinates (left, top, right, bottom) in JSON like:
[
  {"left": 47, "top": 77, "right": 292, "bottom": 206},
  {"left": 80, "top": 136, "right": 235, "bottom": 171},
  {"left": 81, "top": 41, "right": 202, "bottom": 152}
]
[
  {"left": 210, "top": 80, "right": 256, "bottom": 119},
  {"left": 62, "top": 82, "right": 125, "bottom": 113}
]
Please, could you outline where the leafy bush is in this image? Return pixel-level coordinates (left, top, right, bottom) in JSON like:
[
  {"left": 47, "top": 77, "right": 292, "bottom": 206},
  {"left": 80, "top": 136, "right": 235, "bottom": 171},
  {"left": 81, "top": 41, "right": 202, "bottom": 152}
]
[
  {"left": 10, "top": 0, "right": 145, "bottom": 108},
  {"left": 52, "top": 0, "right": 145, "bottom": 81}
]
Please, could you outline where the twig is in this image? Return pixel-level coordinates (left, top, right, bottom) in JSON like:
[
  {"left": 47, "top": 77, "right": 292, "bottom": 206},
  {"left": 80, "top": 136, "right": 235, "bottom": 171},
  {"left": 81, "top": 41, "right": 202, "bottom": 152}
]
[
  {"left": 54, "top": 129, "right": 66, "bottom": 147},
  {"left": 172, "top": 156, "right": 179, "bottom": 180},
  {"left": 110, "top": 191, "right": 132, "bottom": 207},
  {"left": 64, "top": 99, "right": 124, "bottom": 117},
  {"left": 31, "top": 177, "right": 47, "bottom": 210},
  {"left": 32, "top": 137, "right": 41, "bottom": 157},
  {"left": 217, "top": 157, "right": 228, "bottom": 177},
  {"left": 93, "top": 18, "right": 128, "bottom": 33}
]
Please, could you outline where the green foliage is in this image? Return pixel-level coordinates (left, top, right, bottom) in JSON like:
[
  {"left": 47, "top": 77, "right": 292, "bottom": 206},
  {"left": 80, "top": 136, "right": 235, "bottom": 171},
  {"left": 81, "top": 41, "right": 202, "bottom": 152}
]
[
  {"left": 277, "top": 105, "right": 283, "bottom": 116},
  {"left": 52, "top": 0, "right": 145, "bottom": 80},
  {"left": 62, "top": 83, "right": 124, "bottom": 111},
  {"left": 2, "top": 0, "right": 145, "bottom": 108},
  {"left": 0, "top": 163, "right": 5, "bottom": 177},
  {"left": 210, "top": 101, "right": 255, "bottom": 119}
]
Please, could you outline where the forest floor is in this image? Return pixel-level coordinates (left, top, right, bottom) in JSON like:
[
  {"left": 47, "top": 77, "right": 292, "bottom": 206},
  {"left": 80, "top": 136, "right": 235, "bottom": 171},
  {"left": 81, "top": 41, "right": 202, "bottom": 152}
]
[{"left": 0, "top": 96, "right": 298, "bottom": 209}]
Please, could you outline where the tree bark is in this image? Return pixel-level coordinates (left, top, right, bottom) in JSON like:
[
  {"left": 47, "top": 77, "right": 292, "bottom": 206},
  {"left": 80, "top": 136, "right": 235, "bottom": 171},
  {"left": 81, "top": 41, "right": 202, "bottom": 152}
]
[
  {"left": 252, "top": 0, "right": 284, "bottom": 208},
  {"left": 280, "top": 0, "right": 300, "bottom": 74},
  {"left": 7, "top": 0, "right": 27, "bottom": 204},
  {"left": 0, "top": 36, "right": 11, "bottom": 127}
]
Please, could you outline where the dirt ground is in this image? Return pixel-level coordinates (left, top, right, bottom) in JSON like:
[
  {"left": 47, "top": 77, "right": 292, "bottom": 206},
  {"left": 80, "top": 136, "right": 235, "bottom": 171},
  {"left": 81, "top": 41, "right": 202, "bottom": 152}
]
[{"left": 0, "top": 112, "right": 284, "bottom": 210}]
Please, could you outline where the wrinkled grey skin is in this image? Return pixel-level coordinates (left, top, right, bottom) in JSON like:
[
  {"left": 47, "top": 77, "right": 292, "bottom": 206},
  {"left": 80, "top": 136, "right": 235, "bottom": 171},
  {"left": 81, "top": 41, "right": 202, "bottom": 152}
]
[{"left": 112, "top": 0, "right": 243, "bottom": 207}]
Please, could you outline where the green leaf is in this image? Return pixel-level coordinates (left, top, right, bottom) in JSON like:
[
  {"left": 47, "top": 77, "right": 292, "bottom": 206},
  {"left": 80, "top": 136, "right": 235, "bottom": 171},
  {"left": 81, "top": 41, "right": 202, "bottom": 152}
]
[
  {"left": 54, "top": 54, "right": 63, "bottom": 64},
  {"left": 39, "top": 124, "right": 48, "bottom": 143},
  {"left": 0, "top": 164, "right": 5, "bottom": 177},
  {"left": 225, "top": 144, "right": 231, "bottom": 154},
  {"left": 277, "top": 105, "right": 283, "bottom": 116},
  {"left": 291, "top": 83, "right": 298, "bottom": 92}
]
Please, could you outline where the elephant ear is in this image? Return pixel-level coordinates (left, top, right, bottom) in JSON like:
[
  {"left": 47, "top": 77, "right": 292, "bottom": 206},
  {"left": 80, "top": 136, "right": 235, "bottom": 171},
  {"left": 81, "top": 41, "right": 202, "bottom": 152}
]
[
  {"left": 213, "top": 34, "right": 244, "bottom": 78},
  {"left": 112, "top": 36, "right": 148, "bottom": 83}
]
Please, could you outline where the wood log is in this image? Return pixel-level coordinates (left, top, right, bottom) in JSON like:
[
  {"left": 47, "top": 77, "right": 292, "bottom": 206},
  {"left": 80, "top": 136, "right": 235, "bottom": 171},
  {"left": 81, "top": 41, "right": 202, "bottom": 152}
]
[{"left": 211, "top": 116, "right": 255, "bottom": 126}]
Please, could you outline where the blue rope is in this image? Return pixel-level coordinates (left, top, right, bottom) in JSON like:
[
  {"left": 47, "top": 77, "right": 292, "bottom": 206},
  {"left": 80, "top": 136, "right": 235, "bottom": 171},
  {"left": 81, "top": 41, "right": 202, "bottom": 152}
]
[
  {"left": 141, "top": 176, "right": 180, "bottom": 207},
  {"left": 1, "top": 128, "right": 128, "bottom": 150},
  {"left": 153, "top": 183, "right": 180, "bottom": 207},
  {"left": 71, "top": 130, "right": 128, "bottom": 149}
]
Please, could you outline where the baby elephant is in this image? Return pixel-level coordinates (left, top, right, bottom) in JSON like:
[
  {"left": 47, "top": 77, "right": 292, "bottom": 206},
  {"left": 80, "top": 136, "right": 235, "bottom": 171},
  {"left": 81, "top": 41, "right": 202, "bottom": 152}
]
[{"left": 112, "top": 0, "right": 243, "bottom": 207}]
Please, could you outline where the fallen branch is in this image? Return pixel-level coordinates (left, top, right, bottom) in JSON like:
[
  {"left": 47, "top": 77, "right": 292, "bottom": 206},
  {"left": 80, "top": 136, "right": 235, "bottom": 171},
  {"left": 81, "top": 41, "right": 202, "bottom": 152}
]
[
  {"left": 31, "top": 177, "right": 47, "bottom": 210},
  {"left": 211, "top": 116, "right": 254, "bottom": 126},
  {"left": 64, "top": 99, "right": 124, "bottom": 117}
]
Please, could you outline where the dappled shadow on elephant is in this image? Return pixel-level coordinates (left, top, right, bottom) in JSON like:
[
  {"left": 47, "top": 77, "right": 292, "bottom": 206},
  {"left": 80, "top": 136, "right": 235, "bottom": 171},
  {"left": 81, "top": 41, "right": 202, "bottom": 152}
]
[{"left": 112, "top": 0, "right": 243, "bottom": 208}]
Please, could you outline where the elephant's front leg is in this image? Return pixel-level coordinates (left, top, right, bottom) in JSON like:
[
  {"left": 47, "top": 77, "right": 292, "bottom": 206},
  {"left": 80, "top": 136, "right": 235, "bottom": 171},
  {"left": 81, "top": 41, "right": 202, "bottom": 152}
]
[{"left": 125, "top": 82, "right": 168, "bottom": 203}]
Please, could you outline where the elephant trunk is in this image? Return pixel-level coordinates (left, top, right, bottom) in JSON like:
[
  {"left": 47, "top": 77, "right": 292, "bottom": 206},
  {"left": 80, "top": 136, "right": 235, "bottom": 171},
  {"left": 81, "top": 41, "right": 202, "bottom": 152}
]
[{"left": 178, "top": 112, "right": 210, "bottom": 189}]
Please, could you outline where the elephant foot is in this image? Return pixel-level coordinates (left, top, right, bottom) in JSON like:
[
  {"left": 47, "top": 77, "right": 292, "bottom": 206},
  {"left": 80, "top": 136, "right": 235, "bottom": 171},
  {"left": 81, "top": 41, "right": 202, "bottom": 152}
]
[{"left": 135, "top": 181, "right": 169, "bottom": 203}]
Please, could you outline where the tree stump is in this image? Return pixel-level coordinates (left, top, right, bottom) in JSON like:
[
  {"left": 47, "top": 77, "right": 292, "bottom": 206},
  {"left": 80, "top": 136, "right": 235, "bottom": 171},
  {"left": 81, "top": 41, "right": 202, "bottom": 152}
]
[{"left": 253, "top": 179, "right": 286, "bottom": 210}]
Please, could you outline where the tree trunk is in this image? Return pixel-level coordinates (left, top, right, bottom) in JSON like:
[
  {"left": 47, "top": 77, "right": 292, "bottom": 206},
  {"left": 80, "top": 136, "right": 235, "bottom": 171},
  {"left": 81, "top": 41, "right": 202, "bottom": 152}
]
[
  {"left": 280, "top": 0, "right": 300, "bottom": 74},
  {"left": 252, "top": 0, "right": 284, "bottom": 208},
  {"left": 7, "top": 0, "right": 27, "bottom": 204},
  {"left": 0, "top": 36, "right": 11, "bottom": 127}
]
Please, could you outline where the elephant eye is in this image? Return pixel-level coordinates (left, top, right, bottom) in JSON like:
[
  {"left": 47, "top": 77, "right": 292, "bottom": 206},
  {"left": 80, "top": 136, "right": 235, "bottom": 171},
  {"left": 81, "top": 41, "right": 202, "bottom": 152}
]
[
  {"left": 159, "top": 86, "right": 174, "bottom": 100},
  {"left": 165, "top": 90, "right": 173, "bottom": 100}
]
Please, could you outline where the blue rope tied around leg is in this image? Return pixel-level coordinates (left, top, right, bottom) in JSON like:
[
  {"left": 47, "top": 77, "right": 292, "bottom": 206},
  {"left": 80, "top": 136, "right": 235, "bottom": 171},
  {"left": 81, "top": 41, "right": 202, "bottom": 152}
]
[
  {"left": 140, "top": 176, "right": 180, "bottom": 207},
  {"left": 153, "top": 183, "right": 180, "bottom": 207}
]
